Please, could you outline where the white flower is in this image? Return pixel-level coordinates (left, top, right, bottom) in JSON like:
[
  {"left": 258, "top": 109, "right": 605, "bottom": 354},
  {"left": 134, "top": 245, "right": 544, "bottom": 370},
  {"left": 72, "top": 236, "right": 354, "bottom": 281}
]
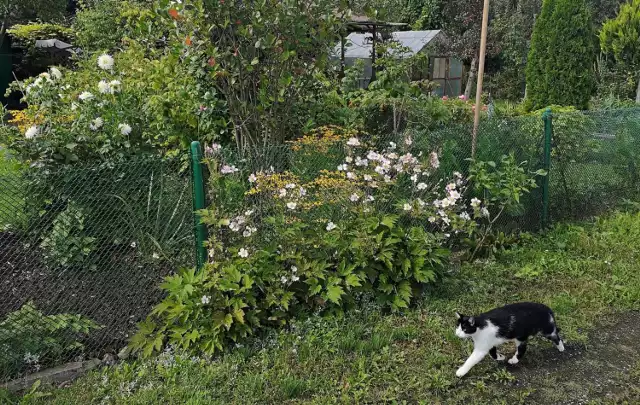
[
  {"left": 355, "top": 157, "right": 368, "bottom": 167},
  {"left": 410, "top": 174, "right": 418, "bottom": 183},
  {"left": 364, "top": 174, "right": 373, "bottom": 182},
  {"left": 428, "top": 216, "right": 436, "bottom": 223},
  {"left": 108, "top": 80, "right": 121, "bottom": 94},
  {"left": 384, "top": 175, "right": 392, "bottom": 183},
  {"left": 291, "top": 275, "right": 300, "bottom": 282},
  {"left": 326, "top": 222, "right": 337, "bottom": 231},
  {"left": 39, "top": 72, "right": 52, "bottom": 83},
  {"left": 24, "top": 126, "right": 39, "bottom": 139},
  {"left": 130, "top": 241, "right": 137, "bottom": 248},
  {"left": 350, "top": 193, "right": 360, "bottom": 202},
  {"left": 440, "top": 198, "right": 452, "bottom": 208},
  {"left": 346, "top": 172, "right": 356, "bottom": 180},
  {"left": 405, "top": 137, "right": 413, "bottom": 146},
  {"left": 286, "top": 202, "right": 297, "bottom": 210},
  {"left": 481, "top": 207, "right": 490, "bottom": 218},
  {"left": 79, "top": 91, "right": 94, "bottom": 101},
  {"left": 417, "top": 182, "right": 427, "bottom": 190},
  {"left": 470, "top": 198, "right": 481, "bottom": 207},
  {"left": 238, "top": 248, "right": 249, "bottom": 258},
  {"left": 97, "top": 54, "right": 115, "bottom": 70},
  {"left": 118, "top": 123, "right": 132, "bottom": 136},
  {"left": 367, "top": 151, "right": 380, "bottom": 161},
  {"left": 337, "top": 164, "right": 348, "bottom": 171},
  {"left": 245, "top": 210, "right": 254, "bottom": 216},
  {"left": 220, "top": 165, "right": 238, "bottom": 174},
  {"left": 366, "top": 195, "right": 375, "bottom": 202},
  {"left": 229, "top": 222, "right": 241, "bottom": 232},
  {"left": 243, "top": 229, "right": 252, "bottom": 237},
  {"left": 460, "top": 212, "right": 471, "bottom": 220},
  {"left": 299, "top": 187, "right": 307, "bottom": 197},
  {"left": 291, "top": 266, "right": 298, "bottom": 273},
  {"left": 279, "top": 188, "right": 287, "bottom": 198},
  {"left": 389, "top": 141, "right": 396, "bottom": 150},
  {"left": 248, "top": 174, "right": 257, "bottom": 183},
  {"left": 449, "top": 190, "right": 461, "bottom": 200},
  {"left": 429, "top": 151, "right": 440, "bottom": 169},
  {"left": 374, "top": 166, "right": 385, "bottom": 175},
  {"left": 345, "top": 156, "right": 353, "bottom": 163},
  {"left": 281, "top": 276, "right": 288, "bottom": 284},
  {"left": 403, "top": 203, "right": 412, "bottom": 212},
  {"left": 98, "top": 80, "right": 111, "bottom": 94},
  {"left": 346, "top": 137, "right": 360, "bottom": 146},
  {"left": 286, "top": 183, "right": 296, "bottom": 189},
  {"left": 49, "top": 67, "right": 62, "bottom": 80},
  {"left": 90, "top": 117, "right": 104, "bottom": 131},
  {"left": 152, "top": 253, "right": 160, "bottom": 260},
  {"left": 201, "top": 295, "right": 211, "bottom": 305}
]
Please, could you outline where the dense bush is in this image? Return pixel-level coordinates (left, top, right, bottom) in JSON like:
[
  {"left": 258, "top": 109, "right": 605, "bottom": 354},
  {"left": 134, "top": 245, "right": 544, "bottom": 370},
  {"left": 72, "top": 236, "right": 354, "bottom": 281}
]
[
  {"left": 129, "top": 129, "right": 541, "bottom": 356},
  {"left": 526, "top": 0, "right": 596, "bottom": 110}
]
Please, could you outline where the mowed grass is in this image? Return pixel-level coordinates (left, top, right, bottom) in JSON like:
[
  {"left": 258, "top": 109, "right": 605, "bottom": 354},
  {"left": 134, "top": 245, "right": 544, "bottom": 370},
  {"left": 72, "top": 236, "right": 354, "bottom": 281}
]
[{"left": 12, "top": 211, "right": 640, "bottom": 404}]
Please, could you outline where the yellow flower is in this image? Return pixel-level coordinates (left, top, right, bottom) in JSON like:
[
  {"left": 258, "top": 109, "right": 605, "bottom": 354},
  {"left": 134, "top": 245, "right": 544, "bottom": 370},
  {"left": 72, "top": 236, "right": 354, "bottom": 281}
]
[{"left": 289, "top": 125, "right": 360, "bottom": 152}]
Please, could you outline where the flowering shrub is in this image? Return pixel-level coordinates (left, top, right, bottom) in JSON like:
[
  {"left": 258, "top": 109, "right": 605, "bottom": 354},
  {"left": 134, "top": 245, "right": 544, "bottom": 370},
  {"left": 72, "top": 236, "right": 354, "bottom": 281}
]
[
  {"left": 1, "top": 45, "right": 226, "bottom": 167},
  {"left": 130, "top": 135, "right": 492, "bottom": 356}
]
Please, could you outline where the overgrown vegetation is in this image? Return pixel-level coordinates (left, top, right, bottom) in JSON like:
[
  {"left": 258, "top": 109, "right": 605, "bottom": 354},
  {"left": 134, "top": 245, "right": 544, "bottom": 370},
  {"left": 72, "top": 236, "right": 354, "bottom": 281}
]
[{"left": 12, "top": 210, "right": 640, "bottom": 404}]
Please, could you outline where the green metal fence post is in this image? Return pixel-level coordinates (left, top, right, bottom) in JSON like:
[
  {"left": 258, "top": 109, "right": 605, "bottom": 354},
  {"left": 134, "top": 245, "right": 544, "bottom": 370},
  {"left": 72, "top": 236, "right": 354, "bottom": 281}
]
[
  {"left": 541, "top": 108, "right": 553, "bottom": 229},
  {"left": 190, "top": 141, "right": 207, "bottom": 270}
]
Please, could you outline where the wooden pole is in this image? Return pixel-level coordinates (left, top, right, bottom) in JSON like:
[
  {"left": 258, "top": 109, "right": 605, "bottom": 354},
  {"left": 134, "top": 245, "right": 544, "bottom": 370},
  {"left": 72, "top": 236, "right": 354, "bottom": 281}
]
[{"left": 472, "top": 0, "right": 490, "bottom": 159}]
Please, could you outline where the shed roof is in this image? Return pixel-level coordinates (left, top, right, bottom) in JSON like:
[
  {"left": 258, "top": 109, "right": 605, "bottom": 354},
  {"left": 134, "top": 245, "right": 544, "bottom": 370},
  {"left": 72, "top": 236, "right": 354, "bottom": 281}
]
[{"left": 337, "top": 30, "right": 442, "bottom": 59}]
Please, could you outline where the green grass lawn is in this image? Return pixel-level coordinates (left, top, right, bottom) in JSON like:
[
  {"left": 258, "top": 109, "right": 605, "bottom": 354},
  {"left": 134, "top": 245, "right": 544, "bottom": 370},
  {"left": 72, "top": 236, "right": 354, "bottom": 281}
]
[{"left": 10, "top": 210, "right": 640, "bottom": 404}]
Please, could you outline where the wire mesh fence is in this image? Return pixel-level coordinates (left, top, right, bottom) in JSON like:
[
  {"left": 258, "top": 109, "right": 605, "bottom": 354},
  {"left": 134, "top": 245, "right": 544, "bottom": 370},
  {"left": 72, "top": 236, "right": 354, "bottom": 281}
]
[
  {"left": 0, "top": 157, "right": 195, "bottom": 382},
  {"left": 0, "top": 106, "right": 638, "bottom": 383}
]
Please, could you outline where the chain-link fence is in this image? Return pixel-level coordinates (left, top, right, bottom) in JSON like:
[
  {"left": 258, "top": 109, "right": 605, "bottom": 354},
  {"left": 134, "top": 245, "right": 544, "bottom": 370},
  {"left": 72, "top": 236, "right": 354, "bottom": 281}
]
[
  {"left": 0, "top": 107, "right": 639, "bottom": 383},
  {"left": 0, "top": 157, "right": 195, "bottom": 382}
]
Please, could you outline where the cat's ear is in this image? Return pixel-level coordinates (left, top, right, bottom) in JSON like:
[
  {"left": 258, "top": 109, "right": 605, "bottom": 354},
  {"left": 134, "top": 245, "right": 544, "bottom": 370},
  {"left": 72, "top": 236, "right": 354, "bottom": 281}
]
[
  {"left": 455, "top": 311, "right": 462, "bottom": 319},
  {"left": 468, "top": 317, "right": 475, "bottom": 326}
]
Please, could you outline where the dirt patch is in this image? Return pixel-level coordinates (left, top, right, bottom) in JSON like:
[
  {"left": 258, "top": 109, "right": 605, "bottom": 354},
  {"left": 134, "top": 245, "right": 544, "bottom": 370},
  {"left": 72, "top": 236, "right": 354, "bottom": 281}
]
[
  {"left": 0, "top": 230, "right": 175, "bottom": 371},
  {"left": 501, "top": 312, "right": 640, "bottom": 404}
]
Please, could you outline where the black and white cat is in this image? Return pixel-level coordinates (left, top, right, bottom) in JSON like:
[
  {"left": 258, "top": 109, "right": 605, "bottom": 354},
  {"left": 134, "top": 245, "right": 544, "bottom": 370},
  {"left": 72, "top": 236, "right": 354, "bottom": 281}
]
[{"left": 454, "top": 302, "right": 565, "bottom": 377}]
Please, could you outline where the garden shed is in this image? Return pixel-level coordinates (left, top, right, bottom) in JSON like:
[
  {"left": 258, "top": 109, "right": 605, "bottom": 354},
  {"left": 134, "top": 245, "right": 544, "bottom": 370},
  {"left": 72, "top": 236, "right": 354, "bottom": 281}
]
[{"left": 336, "top": 29, "right": 463, "bottom": 97}]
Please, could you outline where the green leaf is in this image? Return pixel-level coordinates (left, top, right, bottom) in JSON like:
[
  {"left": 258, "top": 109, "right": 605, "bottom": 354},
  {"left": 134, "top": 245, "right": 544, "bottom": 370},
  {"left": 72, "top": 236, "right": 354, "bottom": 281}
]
[
  {"left": 345, "top": 273, "right": 362, "bottom": 288},
  {"left": 326, "top": 285, "right": 344, "bottom": 304},
  {"left": 251, "top": 57, "right": 259, "bottom": 65}
]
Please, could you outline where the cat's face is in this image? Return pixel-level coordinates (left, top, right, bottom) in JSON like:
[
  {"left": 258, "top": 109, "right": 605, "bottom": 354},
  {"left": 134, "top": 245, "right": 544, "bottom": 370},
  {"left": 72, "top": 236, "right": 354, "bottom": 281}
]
[{"left": 455, "top": 312, "right": 477, "bottom": 339}]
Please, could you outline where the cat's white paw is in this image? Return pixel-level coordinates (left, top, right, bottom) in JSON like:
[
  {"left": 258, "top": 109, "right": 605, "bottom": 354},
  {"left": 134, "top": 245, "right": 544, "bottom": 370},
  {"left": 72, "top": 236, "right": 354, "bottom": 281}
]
[
  {"left": 508, "top": 356, "right": 519, "bottom": 365},
  {"left": 456, "top": 367, "right": 468, "bottom": 378},
  {"left": 496, "top": 354, "right": 505, "bottom": 361},
  {"left": 557, "top": 341, "right": 565, "bottom": 352}
]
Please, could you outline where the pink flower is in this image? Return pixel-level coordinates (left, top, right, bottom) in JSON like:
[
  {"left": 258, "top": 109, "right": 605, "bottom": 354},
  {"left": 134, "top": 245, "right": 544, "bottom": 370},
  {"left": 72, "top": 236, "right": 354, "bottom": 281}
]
[
  {"left": 442, "top": 96, "right": 449, "bottom": 101},
  {"left": 458, "top": 95, "right": 467, "bottom": 101}
]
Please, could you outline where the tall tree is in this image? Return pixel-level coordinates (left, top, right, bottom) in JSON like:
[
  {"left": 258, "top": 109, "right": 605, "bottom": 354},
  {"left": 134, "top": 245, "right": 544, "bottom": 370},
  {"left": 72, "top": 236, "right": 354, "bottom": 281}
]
[
  {"left": 600, "top": 0, "right": 640, "bottom": 103},
  {"left": 526, "top": 0, "right": 596, "bottom": 110}
]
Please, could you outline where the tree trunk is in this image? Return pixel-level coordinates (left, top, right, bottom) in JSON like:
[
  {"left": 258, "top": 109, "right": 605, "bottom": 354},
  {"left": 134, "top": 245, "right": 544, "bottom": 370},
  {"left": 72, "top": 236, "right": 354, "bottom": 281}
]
[
  {"left": 636, "top": 73, "right": 640, "bottom": 104},
  {"left": 464, "top": 57, "right": 478, "bottom": 99}
]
